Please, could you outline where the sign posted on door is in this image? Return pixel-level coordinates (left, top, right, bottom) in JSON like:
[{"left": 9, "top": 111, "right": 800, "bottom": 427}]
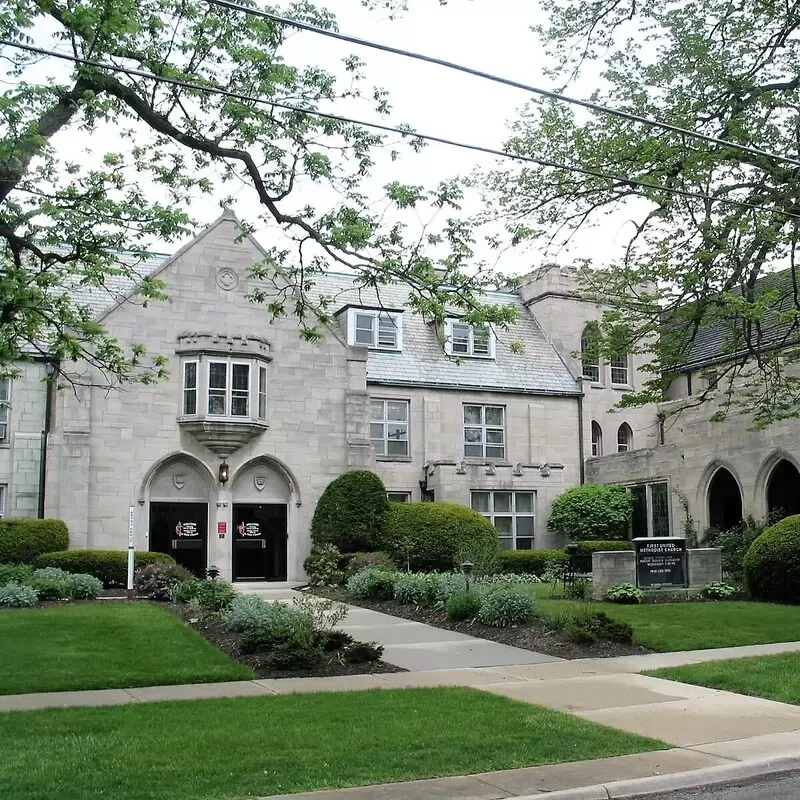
[{"left": 633, "top": 537, "right": 687, "bottom": 589}]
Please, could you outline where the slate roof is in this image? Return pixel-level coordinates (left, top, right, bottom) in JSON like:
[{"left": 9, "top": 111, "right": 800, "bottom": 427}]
[
  {"left": 310, "top": 273, "right": 581, "bottom": 396},
  {"left": 671, "top": 269, "right": 800, "bottom": 370}
]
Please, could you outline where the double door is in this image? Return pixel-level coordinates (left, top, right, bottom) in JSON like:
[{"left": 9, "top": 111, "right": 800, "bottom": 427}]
[
  {"left": 232, "top": 503, "right": 287, "bottom": 581},
  {"left": 149, "top": 502, "right": 208, "bottom": 577}
]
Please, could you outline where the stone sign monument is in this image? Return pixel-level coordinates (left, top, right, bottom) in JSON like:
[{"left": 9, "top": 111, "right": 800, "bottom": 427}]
[{"left": 633, "top": 537, "right": 687, "bottom": 589}]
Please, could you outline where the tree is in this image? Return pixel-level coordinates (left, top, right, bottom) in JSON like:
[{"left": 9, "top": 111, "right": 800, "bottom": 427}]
[
  {"left": 481, "top": 0, "right": 800, "bottom": 428},
  {"left": 0, "top": 0, "right": 511, "bottom": 388},
  {"left": 547, "top": 484, "right": 634, "bottom": 541}
]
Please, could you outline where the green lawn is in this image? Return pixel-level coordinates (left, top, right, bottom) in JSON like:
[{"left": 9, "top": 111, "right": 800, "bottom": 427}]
[
  {"left": 0, "top": 687, "right": 666, "bottom": 800},
  {"left": 529, "top": 584, "right": 800, "bottom": 651},
  {"left": 647, "top": 651, "right": 800, "bottom": 705},
  {"left": 0, "top": 603, "right": 252, "bottom": 694}
]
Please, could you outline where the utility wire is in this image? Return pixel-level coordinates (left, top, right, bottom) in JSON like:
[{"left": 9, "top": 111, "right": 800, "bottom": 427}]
[
  {"left": 208, "top": 0, "right": 800, "bottom": 171},
  {"left": 2, "top": 38, "right": 800, "bottom": 222}
]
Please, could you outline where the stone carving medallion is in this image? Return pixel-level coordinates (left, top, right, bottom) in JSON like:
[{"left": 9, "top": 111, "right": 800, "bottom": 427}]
[
  {"left": 216, "top": 268, "right": 239, "bottom": 291},
  {"left": 254, "top": 474, "right": 267, "bottom": 492},
  {"left": 173, "top": 473, "right": 186, "bottom": 491}
]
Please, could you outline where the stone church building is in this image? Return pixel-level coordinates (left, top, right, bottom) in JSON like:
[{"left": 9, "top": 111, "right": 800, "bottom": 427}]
[{"left": 0, "top": 213, "right": 795, "bottom": 581}]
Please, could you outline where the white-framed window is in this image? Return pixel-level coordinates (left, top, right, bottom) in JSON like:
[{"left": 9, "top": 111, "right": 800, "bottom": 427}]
[
  {"left": 207, "top": 360, "right": 250, "bottom": 417},
  {"left": 617, "top": 423, "right": 633, "bottom": 452},
  {"left": 591, "top": 421, "right": 603, "bottom": 457},
  {"left": 628, "top": 481, "right": 670, "bottom": 537},
  {"left": 387, "top": 491, "right": 412, "bottom": 503},
  {"left": 445, "top": 320, "right": 495, "bottom": 358},
  {"left": 182, "top": 362, "right": 198, "bottom": 416},
  {"left": 257, "top": 365, "right": 267, "bottom": 421},
  {"left": 347, "top": 309, "right": 403, "bottom": 350},
  {"left": 0, "top": 484, "right": 5, "bottom": 517},
  {"left": 610, "top": 353, "right": 629, "bottom": 385},
  {"left": 0, "top": 379, "right": 9, "bottom": 444},
  {"left": 463, "top": 404, "right": 505, "bottom": 459},
  {"left": 581, "top": 325, "right": 600, "bottom": 382},
  {"left": 370, "top": 398, "right": 409, "bottom": 457},
  {"left": 472, "top": 490, "right": 535, "bottom": 550}
]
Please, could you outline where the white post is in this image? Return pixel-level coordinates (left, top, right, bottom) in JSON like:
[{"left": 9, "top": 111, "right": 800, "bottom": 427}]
[{"left": 127, "top": 506, "right": 135, "bottom": 599}]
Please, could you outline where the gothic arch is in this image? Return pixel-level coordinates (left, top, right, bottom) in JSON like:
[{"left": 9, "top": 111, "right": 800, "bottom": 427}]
[
  {"left": 755, "top": 449, "right": 800, "bottom": 518},
  {"left": 137, "top": 451, "right": 216, "bottom": 504},
  {"left": 229, "top": 454, "right": 302, "bottom": 507},
  {"left": 756, "top": 450, "right": 800, "bottom": 520},
  {"left": 705, "top": 464, "right": 743, "bottom": 532}
]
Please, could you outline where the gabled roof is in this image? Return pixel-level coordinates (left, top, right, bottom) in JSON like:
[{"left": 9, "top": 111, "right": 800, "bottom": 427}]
[{"left": 310, "top": 274, "right": 581, "bottom": 396}]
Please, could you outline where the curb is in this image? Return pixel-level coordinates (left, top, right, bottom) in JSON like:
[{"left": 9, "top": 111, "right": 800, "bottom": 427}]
[{"left": 514, "top": 755, "right": 800, "bottom": 799}]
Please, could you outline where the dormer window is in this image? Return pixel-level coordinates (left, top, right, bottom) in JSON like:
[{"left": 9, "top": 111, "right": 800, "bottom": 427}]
[
  {"left": 347, "top": 309, "right": 403, "bottom": 350},
  {"left": 445, "top": 320, "right": 495, "bottom": 358}
]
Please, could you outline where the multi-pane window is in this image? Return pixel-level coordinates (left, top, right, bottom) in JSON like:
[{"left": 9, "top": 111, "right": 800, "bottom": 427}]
[
  {"left": 0, "top": 379, "right": 8, "bottom": 443},
  {"left": 617, "top": 423, "right": 633, "bottom": 452},
  {"left": 257, "top": 366, "right": 267, "bottom": 420},
  {"left": 182, "top": 362, "right": 197, "bottom": 416},
  {"left": 629, "top": 481, "right": 670, "bottom": 537},
  {"left": 208, "top": 361, "right": 250, "bottom": 417},
  {"left": 387, "top": 491, "right": 411, "bottom": 503},
  {"left": 348, "top": 309, "right": 402, "bottom": 350},
  {"left": 591, "top": 421, "right": 603, "bottom": 457},
  {"left": 370, "top": 399, "right": 409, "bottom": 456},
  {"left": 581, "top": 326, "right": 600, "bottom": 382},
  {"left": 610, "top": 354, "right": 629, "bottom": 385},
  {"left": 446, "top": 320, "right": 493, "bottom": 357},
  {"left": 0, "top": 484, "right": 5, "bottom": 517},
  {"left": 472, "top": 491, "right": 535, "bottom": 550},
  {"left": 463, "top": 405, "right": 505, "bottom": 459}
]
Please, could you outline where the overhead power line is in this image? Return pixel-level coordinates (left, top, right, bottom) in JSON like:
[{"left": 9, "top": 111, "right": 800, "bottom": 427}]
[
  {"left": 2, "top": 38, "right": 800, "bottom": 222},
  {"left": 207, "top": 0, "right": 800, "bottom": 171}
]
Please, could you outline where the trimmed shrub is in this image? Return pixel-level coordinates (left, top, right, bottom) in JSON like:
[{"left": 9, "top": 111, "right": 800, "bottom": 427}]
[
  {"left": 64, "top": 573, "right": 104, "bottom": 600},
  {"left": 0, "top": 581, "right": 38, "bottom": 607},
  {"left": 382, "top": 502, "right": 499, "bottom": 572},
  {"left": 33, "top": 550, "right": 175, "bottom": 587},
  {"left": 303, "top": 544, "right": 346, "bottom": 587},
  {"left": 445, "top": 590, "right": 483, "bottom": 621},
  {"left": 342, "top": 640, "right": 384, "bottom": 663},
  {"left": 744, "top": 514, "right": 800, "bottom": 602},
  {"left": 548, "top": 484, "right": 634, "bottom": 541},
  {"left": 0, "top": 563, "right": 34, "bottom": 587},
  {"left": 497, "top": 549, "right": 563, "bottom": 576},
  {"left": 311, "top": 470, "right": 389, "bottom": 553},
  {"left": 134, "top": 563, "right": 195, "bottom": 600},
  {"left": 0, "top": 518, "right": 69, "bottom": 564},
  {"left": 477, "top": 586, "right": 535, "bottom": 627},
  {"left": 455, "top": 538, "right": 499, "bottom": 577},
  {"left": 346, "top": 567, "right": 400, "bottom": 600}
]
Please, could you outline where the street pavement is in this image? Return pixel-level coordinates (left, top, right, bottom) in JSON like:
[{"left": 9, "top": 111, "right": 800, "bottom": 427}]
[{"left": 645, "top": 770, "right": 800, "bottom": 799}]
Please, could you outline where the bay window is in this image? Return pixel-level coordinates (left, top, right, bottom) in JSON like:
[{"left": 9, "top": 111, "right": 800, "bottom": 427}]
[{"left": 179, "top": 357, "right": 268, "bottom": 422}]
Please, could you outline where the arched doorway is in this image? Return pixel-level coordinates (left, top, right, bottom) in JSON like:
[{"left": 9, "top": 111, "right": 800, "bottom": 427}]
[
  {"left": 145, "top": 455, "right": 213, "bottom": 577},
  {"left": 707, "top": 467, "right": 743, "bottom": 531},
  {"left": 230, "top": 459, "right": 291, "bottom": 581},
  {"left": 767, "top": 459, "right": 800, "bottom": 520}
]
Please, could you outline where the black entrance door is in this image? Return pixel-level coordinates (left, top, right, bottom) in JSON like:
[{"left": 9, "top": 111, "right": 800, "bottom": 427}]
[
  {"left": 232, "top": 504, "right": 287, "bottom": 581},
  {"left": 149, "top": 502, "right": 208, "bottom": 577}
]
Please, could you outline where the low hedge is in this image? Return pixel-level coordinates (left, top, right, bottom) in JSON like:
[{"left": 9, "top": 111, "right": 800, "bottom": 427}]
[
  {"left": 497, "top": 549, "right": 563, "bottom": 575},
  {"left": 381, "top": 502, "right": 498, "bottom": 572},
  {"left": 33, "top": 549, "right": 175, "bottom": 587},
  {"left": 0, "top": 518, "right": 69, "bottom": 564}
]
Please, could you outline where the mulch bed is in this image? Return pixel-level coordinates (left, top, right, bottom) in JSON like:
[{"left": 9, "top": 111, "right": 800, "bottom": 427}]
[
  {"left": 168, "top": 603, "right": 404, "bottom": 680},
  {"left": 310, "top": 588, "right": 651, "bottom": 661}
]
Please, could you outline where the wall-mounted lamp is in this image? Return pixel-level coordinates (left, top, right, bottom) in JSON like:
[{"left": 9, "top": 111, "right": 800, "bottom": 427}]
[{"left": 218, "top": 458, "right": 229, "bottom": 486}]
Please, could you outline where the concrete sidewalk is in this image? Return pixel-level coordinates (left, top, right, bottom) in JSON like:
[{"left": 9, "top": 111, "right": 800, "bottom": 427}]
[
  {"left": 3, "top": 641, "right": 800, "bottom": 798},
  {"left": 245, "top": 587, "right": 562, "bottom": 670}
]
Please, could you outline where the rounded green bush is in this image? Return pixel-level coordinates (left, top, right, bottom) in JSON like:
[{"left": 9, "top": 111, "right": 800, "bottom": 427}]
[
  {"left": 548, "top": 484, "right": 634, "bottom": 541},
  {"left": 0, "top": 518, "right": 69, "bottom": 564},
  {"left": 743, "top": 515, "right": 800, "bottom": 602},
  {"left": 33, "top": 550, "right": 175, "bottom": 587},
  {"left": 0, "top": 581, "right": 38, "bottom": 608},
  {"left": 346, "top": 567, "right": 399, "bottom": 600},
  {"left": 381, "top": 502, "right": 499, "bottom": 572},
  {"left": 445, "top": 590, "right": 483, "bottom": 621},
  {"left": 311, "top": 470, "right": 389, "bottom": 553},
  {"left": 477, "top": 586, "right": 535, "bottom": 627}
]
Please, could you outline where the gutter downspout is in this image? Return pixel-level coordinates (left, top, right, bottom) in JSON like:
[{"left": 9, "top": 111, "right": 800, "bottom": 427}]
[
  {"left": 38, "top": 363, "right": 55, "bottom": 519},
  {"left": 577, "top": 394, "right": 585, "bottom": 484}
]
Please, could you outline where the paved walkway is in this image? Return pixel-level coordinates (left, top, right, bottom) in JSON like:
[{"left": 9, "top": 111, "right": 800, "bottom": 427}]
[
  {"left": 4, "top": 641, "right": 800, "bottom": 798},
  {"left": 244, "top": 587, "right": 562, "bottom": 670}
]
